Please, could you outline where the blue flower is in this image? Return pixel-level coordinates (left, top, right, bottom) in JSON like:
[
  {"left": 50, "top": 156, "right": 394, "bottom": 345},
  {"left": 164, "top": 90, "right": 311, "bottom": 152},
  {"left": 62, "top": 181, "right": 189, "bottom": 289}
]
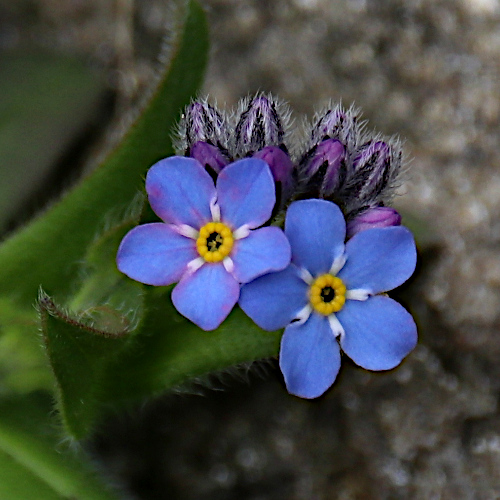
[
  {"left": 239, "top": 199, "right": 417, "bottom": 399},
  {"left": 117, "top": 156, "right": 291, "bottom": 331}
]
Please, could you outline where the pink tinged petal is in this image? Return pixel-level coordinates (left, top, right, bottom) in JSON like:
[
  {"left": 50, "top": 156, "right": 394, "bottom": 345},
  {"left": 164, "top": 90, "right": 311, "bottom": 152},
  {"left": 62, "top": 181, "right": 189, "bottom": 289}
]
[
  {"left": 279, "top": 313, "right": 341, "bottom": 399},
  {"left": 171, "top": 263, "right": 240, "bottom": 331},
  {"left": 337, "top": 295, "right": 417, "bottom": 371},
  {"left": 285, "top": 199, "right": 346, "bottom": 276},
  {"left": 239, "top": 265, "right": 308, "bottom": 331},
  {"left": 117, "top": 223, "right": 197, "bottom": 286},
  {"left": 146, "top": 156, "right": 215, "bottom": 228},
  {"left": 338, "top": 226, "right": 417, "bottom": 294},
  {"left": 216, "top": 158, "right": 276, "bottom": 229},
  {"left": 231, "top": 227, "right": 291, "bottom": 284}
]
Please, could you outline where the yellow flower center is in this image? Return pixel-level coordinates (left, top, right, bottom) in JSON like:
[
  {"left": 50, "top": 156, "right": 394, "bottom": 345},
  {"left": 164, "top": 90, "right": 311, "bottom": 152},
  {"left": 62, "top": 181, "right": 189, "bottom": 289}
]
[
  {"left": 196, "top": 222, "right": 234, "bottom": 263},
  {"left": 309, "top": 274, "right": 346, "bottom": 315}
]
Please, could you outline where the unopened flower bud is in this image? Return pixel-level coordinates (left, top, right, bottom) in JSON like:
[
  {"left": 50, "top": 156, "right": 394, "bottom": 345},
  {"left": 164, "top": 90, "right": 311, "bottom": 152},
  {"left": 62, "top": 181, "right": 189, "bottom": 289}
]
[
  {"left": 234, "top": 95, "right": 285, "bottom": 156},
  {"left": 300, "top": 139, "right": 346, "bottom": 198},
  {"left": 189, "top": 141, "right": 229, "bottom": 178},
  {"left": 253, "top": 146, "right": 294, "bottom": 207},
  {"left": 309, "top": 104, "right": 359, "bottom": 152},
  {"left": 346, "top": 206, "right": 402, "bottom": 238},
  {"left": 175, "top": 101, "right": 230, "bottom": 163},
  {"left": 350, "top": 140, "right": 401, "bottom": 206}
]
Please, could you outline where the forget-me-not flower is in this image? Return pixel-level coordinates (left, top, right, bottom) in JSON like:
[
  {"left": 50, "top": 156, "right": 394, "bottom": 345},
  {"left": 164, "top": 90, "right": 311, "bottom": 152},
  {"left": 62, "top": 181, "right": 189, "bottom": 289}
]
[
  {"left": 117, "top": 156, "right": 291, "bottom": 331},
  {"left": 239, "top": 199, "right": 417, "bottom": 399}
]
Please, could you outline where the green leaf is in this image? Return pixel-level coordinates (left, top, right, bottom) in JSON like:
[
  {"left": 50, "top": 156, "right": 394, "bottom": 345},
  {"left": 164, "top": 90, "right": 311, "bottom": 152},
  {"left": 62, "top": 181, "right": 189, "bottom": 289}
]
[
  {"left": 40, "top": 293, "right": 130, "bottom": 440},
  {"left": 0, "top": 298, "right": 53, "bottom": 395},
  {"left": 0, "top": 0, "right": 208, "bottom": 308},
  {"left": 68, "top": 194, "right": 145, "bottom": 325},
  {"left": 42, "top": 276, "right": 281, "bottom": 439},
  {"left": 103, "top": 293, "right": 282, "bottom": 405},
  {"left": 0, "top": 392, "right": 119, "bottom": 499}
]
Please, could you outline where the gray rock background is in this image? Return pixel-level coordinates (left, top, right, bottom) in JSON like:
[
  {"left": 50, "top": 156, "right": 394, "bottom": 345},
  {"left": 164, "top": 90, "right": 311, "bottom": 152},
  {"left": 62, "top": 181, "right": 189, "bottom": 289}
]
[{"left": 2, "top": 0, "right": 500, "bottom": 498}]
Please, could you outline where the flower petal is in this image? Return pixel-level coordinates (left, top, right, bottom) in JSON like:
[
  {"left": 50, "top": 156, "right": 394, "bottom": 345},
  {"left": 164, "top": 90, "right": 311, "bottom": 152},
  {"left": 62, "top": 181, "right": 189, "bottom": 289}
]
[
  {"left": 279, "top": 313, "right": 341, "bottom": 399},
  {"left": 216, "top": 158, "right": 275, "bottom": 229},
  {"left": 285, "top": 199, "right": 346, "bottom": 276},
  {"left": 231, "top": 227, "right": 291, "bottom": 284},
  {"left": 338, "top": 226, "right": 416, "bottom": 293},
  {"left": 117, "top": 223, "right": 197, "bottom": 286},
  {"left": 239, "top": 265, "right": 308, "bottom": 331},
  {"left": 146, "top": 156, "right": 215, "bottom": 228},
  {"left": 172, "top": 263, "right": 240, "bottom": 331},
  {"left": 337, "top": 295, "right": 417, "bottom": 371}
]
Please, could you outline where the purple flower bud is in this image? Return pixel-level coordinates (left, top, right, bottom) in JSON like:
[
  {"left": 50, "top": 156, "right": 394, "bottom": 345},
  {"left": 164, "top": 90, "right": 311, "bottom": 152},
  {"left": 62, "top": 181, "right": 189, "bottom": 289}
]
[
  {"left": 353, "top": 140, "right": 390, "bottom": 171},
  {"left": 312, "top": 107, "right": 346, "bottom": 140},
  {"left": 346, "top": 206, "right": 402, "bottom": 238},
  {"left": 189, "top": 141, "right": 230, "bottom": 177},
  {"left": 253, "top": 146, "right": 293, "bottom": 187},
  {"left": 350, "top": 141, "right": 400, "bottom": 204},
  {"left": 253, "top": 146, "right": 294, "bottom": 205},
  {"left": 234, "top": 95, "right": 285, "bottom": 155},
  {"left": 310, "top": 104, "right": 359, "bottom": 152},
  {"left": 181, "top": 101, "right": 229, "bottom": 150},
  {"left": 300, "top": 139, "right": 346, "bottom": 198}
]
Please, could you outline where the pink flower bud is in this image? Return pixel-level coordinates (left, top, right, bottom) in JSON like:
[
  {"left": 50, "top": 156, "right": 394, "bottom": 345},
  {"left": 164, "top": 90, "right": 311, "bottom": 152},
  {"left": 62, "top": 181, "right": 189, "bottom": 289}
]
[
  {"left": 346, "top": 206, "right": 402, "bottom": 238},
  {"left": 253, "top": 146, "right": 294, "bottom": 209},
  {"left": 189, "top": 141, "right": 229, "bottom": 177}
]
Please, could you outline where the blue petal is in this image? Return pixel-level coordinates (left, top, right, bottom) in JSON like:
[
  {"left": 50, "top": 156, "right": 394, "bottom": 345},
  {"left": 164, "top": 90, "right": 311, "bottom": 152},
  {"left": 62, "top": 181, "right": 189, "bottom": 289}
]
[
  {"left": 231, "top": 227, "right": 291, "bottom": 284},
  {"left": 172, "top": 263, "right": 240, "bottom": 331},
  {"left": 146, "top": 156, "right": 215, "bottom": 228},
  {"left": 285, "top": 199, "right": 346, "bottom": 276},
  {"left": 239, "top": 265, "right": 308, "bottom": 331},
  {"left": 279, "top": 313, "right": 341, "bottom": 399},
  {"left": 216, "top": 158, "right": 275, "bottom": 229},
  {"left": 117, "top": 223, "right": 197, "bottom": 286},
  {"left": 338, "top": 226, "right": 416, "bottom": 293},
  {"left": 337, "top": 295, "right": 417, "bottom": 371}
]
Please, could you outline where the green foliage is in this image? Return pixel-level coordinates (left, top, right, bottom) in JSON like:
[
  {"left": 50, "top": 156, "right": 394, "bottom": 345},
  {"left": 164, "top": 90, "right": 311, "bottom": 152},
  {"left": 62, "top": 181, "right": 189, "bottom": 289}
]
[
  {"left": 41, "top": 287, "right": 281, "bottom": 439},
  {"left": 0, "top": 297, "right": 53, "bottom": 395},
  {"left": 104, "top": 291, "right": 281, "bottom": 404},
  {"left": 40, "top": 293, "right": 131, "bottom": 440},
  {"left": 0, "top": 392, "right": 119, "bottom": 499}
]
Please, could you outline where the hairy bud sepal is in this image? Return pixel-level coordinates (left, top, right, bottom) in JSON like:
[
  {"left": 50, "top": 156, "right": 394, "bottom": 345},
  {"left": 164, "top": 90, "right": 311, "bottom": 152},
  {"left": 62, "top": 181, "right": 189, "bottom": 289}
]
[
  {"left": 175, "top": 99, "right": 230, "bottom": 157},
  {"left": 347, "top": 140, "right": 402, "bottom": 211},
  {"left": 233, "top": 94, "right": 290, "bottom": 157},
  {"left": 300, "top": 139, "right": 346, "bottom": 199}
]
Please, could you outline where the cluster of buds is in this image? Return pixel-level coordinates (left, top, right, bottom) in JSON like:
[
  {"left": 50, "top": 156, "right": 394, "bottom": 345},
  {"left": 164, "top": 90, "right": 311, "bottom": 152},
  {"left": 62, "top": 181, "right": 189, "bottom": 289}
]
[{"left": 175, "top": 94, "right": 404, "bottom": 237}]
